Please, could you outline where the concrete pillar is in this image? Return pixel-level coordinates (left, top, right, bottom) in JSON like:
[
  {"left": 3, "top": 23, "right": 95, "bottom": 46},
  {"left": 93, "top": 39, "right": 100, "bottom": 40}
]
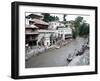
[
  {"left": 36, "top": 41, "right": 39, "bottom": 47},
  {"left": 63, "top": 34, "right": 65, "bottom": 40}
]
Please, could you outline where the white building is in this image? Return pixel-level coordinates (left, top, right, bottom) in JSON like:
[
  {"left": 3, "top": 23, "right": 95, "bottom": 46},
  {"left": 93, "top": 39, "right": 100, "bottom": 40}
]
[
  {"left": 57, "top": 26, "right": 72, "bottom": 40},
  {"left": 37, "top": 30, "right": 55, "bottom": 48},
  {"left": 48, "top": 21, "right": 72, "bottom": 40},
  {"left": 48, "top": 21, "right": 65, "bottom": 30}
]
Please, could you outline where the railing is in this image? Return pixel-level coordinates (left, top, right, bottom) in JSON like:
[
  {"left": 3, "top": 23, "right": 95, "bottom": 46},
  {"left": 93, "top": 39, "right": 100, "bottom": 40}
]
[{"left": 27, "top": 37, "right": 38, "bottom": 41}]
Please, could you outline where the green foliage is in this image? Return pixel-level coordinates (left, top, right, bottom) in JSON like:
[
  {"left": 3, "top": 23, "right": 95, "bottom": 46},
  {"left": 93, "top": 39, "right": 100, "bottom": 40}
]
[
  {"left": 73, "top": 16, "right": 89, "bottom": 38},
  {"left": 63, "top": 14, "right": 67, "bottom": 21},
  {"left": 74, "top": 16, "right": 83, "bottom": 29},
  {"left": 79, "top": 23, "right": 89, "bottom": 36},
  {"left": 42, "top": 13, "right": 59, "bottom": 22},
  {"left": 72, "top": 16, "right": 83, "bottom": 38}
]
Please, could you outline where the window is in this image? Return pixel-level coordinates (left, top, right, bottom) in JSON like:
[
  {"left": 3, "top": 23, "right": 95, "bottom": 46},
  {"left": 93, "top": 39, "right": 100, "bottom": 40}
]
[{"left": 29, "top": 21, "right": 34, "bottom": 25}]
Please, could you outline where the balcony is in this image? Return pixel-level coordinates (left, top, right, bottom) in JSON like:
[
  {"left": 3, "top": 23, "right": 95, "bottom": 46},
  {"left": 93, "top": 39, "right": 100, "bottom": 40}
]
[
  {"left": 25, "top": 31, "right": 38, "bottom": 35},
  {"left": 27, "top": 36, "right": 38, "bottom": 41}
]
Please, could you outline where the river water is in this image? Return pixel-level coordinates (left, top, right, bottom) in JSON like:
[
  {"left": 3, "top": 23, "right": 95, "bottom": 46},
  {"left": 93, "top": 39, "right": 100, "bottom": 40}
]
[{"left": 25, "top": 37, "right": 89, "bottom": 68}]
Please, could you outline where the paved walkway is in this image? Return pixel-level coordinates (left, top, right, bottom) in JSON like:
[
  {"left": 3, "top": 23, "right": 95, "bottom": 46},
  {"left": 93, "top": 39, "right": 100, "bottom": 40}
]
[{"left": 25, "top": 37, "right": 89, "bottom": 68}]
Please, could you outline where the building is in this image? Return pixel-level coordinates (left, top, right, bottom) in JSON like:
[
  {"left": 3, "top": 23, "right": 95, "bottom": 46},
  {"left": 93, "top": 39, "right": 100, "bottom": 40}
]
[
  {"left": 25, "top": 13, "right": 49, "bottom": 47},
  {"left": 26, "top": 13, "right": 43, "bottom": 25},
  {"left": 57, "top": 26, "right": 72, "bottom": 40},
  {"left": 37, "top": 30, "right": 55, "bottom": 47},
  {"left": 25, "top": 24, "right": 38, "bottom": 46},
  {"left": 33, "top": 19, "right": 49, "bottom": 29},
  {"left": 48, "top": 21, "right": 72, "bottom": 40},
  {"left": 65, "top": 20, "right": 75, "bottom": 30},
  {"left": 25, "top": 14, "right": 73, "bottom": 48},
  {"left": 48, "top": 21, "right": 65, "bottom": 30},
  {"left": 26, "top": 14, "right": 49, "bottom": 29},
  {"left": 25, "top": 14, "right": 42, "bottom": 47}
]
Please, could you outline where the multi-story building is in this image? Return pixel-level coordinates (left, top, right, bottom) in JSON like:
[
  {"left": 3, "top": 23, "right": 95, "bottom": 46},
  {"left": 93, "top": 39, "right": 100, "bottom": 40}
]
[
  {"left": 48, "top": 21, "right": 72, "bottom": 40},
  {"left": 57, "top": 26, "right": 72, "bottom": 40},
  {"left": 65, "top": 20, "right": 75, "bottom": 30},
  {"left": 25, "top": 13, "right": 49, "bottom": 47},
  {"left": 25, "top": 24, "right": 38, "bottom": 46},
  {"left": 25, "top": 14, "right": 73, "bottom": 48},
  {"left": 37, "top": 30, "right": 55, "bottom": 47},
  {"left": 25, "top": 14, "right": 42, "bottom": 47},
  {"left": 48, "top": 21, "right": 65, "bottom": 30}
]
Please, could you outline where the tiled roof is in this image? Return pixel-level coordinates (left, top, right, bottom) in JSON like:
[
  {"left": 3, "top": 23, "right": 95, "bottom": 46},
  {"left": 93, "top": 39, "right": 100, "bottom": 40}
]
[
  {"left": 25, "top": 24, "right": 38, "bottom": 29},
  {"left": 26, "top": 14, "right": 42, "bottom": 19}
]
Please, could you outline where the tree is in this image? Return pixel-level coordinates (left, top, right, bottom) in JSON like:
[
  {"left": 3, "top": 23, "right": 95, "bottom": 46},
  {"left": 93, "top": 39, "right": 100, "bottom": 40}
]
[
  {"left": 55, "top": 16, "right": 59, "bottom": 21},
  {"left": 72, "top": 16, "right": 90, "bottom": 39},
  {"left": 63, "top": 14, "right": 67, "bottom": 21},
  {"left": 73, "top": 16, "right": 83, "bottom": 37},
  {"left": 42, "top": 13, "right": 59, "bottom": 22},
  {"left": 42, "top": 13, "right": 51, "bottom": 22},
  {"left": 79, "top": 22, "right": 89, "bottom": 37},
  {"left": 74, "top": 16, "right": 83, "bottom": 28}
]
